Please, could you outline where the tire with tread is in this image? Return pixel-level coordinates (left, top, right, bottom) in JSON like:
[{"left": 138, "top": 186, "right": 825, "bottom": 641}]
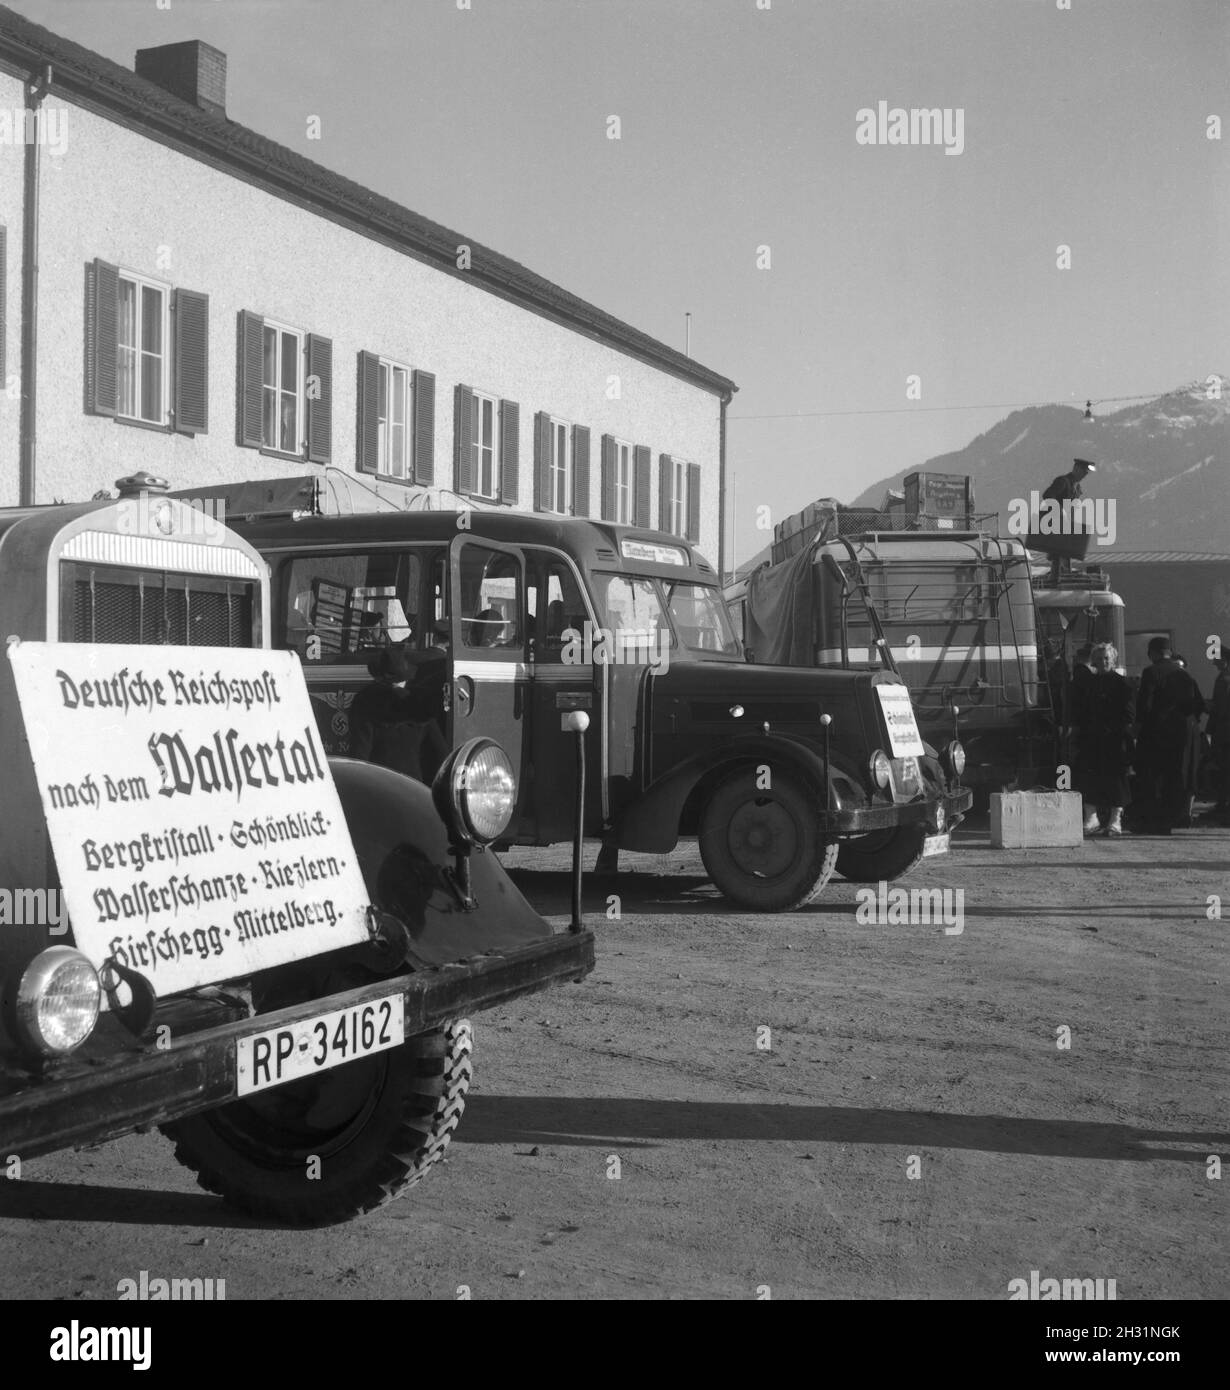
[
  {"left": 836, "top": 824, "right": 928, "bottom": 882},
  {"left": 161, "top": 1018, "right": 473, "bottom": 1226},
  {"left": 698, "top": 767, "right": 838, "bottom": 912}
]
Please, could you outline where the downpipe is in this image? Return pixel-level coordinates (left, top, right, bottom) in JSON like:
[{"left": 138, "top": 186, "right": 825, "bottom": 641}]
[{"left": 19, "top": 64, "right": 51, "bottom": 507}]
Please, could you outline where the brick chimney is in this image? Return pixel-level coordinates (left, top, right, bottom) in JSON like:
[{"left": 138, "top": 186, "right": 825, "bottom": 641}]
[{"left": 135, "top": 40, "right": 226, "bottom": 117}]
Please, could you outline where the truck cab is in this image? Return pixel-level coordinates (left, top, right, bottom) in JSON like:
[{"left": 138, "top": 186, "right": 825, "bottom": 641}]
[
  {"left": 232, "top": 509, "right": 972, "bottom": 912},
  {"left": 0, "top": 476, "right": 594, "bottom": 1225}
]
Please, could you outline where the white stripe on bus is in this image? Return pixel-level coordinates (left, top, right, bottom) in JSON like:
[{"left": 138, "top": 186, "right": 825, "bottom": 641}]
[{"left": 815, "top": 646, "right": 1037, "bottom": 662}]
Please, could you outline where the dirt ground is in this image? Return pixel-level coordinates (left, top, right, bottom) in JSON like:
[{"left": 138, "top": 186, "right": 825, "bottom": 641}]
[{"left": 0, "top": 819, "right": 1225, "bottom": 1300}]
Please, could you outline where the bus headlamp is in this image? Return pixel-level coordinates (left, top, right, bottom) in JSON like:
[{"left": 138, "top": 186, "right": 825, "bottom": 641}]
[{"left": 870, "top": 750, "right": 892, "bottom": 789}]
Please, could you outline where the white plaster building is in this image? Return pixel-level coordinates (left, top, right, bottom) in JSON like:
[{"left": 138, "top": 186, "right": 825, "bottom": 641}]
[{"left": 0, "top": 8, "right": 735, "bottom": 566}]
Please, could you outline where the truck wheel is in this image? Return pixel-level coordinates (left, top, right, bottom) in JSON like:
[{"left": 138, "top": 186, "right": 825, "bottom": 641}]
[
  {"left": 836, "top": 825, "right": 927, "bottom": 882},
  {"left": 699, "top": 768, "right": 838, "bottom": 911},
  {"left": 161, "top": 1018, "right": 473, "bottom": 1226}
]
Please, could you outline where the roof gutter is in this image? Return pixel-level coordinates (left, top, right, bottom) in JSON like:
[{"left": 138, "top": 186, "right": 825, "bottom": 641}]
[{"left": 19, "top": 63, "right": 50, "bottom": 506}]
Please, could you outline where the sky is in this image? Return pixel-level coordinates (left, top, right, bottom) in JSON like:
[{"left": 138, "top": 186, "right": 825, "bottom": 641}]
[{"left": 10, "top": 0, "right": 1228, "bottom": 565}]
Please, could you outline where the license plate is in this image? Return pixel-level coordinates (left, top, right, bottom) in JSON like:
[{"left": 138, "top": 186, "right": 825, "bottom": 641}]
[
  {"left": 922, "top": 832, "right": 950, "bottom": 858},
  {"left": 236, "top": 993, "right": 405, "bottom": 1096}
]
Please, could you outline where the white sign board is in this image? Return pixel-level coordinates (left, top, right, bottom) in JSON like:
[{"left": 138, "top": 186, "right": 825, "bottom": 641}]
[
  {"left": 7, "top": 643, "right": 372, "bottom": 997},
  {"left": 874, "top": 683, "right": 927, "bottom": 757}
]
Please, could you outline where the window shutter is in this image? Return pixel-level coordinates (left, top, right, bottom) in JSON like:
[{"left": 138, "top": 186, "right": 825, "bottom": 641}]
[
  {"left": 172, "top": 288, "right": 209, "bottom": 434},
  {"left": 87, "top": 259, "right": 119, "bottom": 418},
  {"left": 0, "top": 226, "right": 6, "bottom": 384},
  {"left": 659, "top": 454, "right": 673, "bottom": 533},
  {"left": 412, "top": 369, "right": 435, "bottom": 484},
  {"left": 499, "top": 398, "right": 519, "bottom": 503},
  {"left": 533, "top": 411, "right": 551, "bottom": 511},
  {"left": 686, "top": 463, "right": 702, "bottom": 543},
  {"left": 600, "top": 435, "right": 616, "bottom": 521},
  {"left": 306, "top": 333, "right": 332, "bottom": 463},
  {"left": 634, "top": 445, "right": 651, "bottom": 528},
  {"left": 454, "top": 385, "right": 475, "bottom": 495},
  {"left": 237, "top": 309, "right": 264, "bottom": 446},
  {"left": 356, "top": 350, "right": 380, "bottom": 474},
  {"left": 572, "top": 425, "right": 590, "bottom": 517}
]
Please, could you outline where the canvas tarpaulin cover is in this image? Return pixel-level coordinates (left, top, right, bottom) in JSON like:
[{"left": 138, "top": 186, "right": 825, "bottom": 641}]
[{"left": 745, "top": 546, "right": 817, "bottom": 666}]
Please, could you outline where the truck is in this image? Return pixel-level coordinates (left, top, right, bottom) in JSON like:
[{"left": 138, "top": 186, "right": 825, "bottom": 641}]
[
  {"left": 0, "top": 473, "right": 594, "bottom": 1225},
  {"left": 725, "top": 481, "right": 1127, "bottom": 796},
  {"left": 224, "top": 499, "right": 972, "bottom": 912}
]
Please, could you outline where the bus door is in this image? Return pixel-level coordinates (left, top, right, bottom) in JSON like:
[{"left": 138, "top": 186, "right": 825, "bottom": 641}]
[
  {"left": 524, "top": 549, "right": 604, "bottom": 841},
  {"left": 448, "top": 537, "right": 528, "bottom": 826}
]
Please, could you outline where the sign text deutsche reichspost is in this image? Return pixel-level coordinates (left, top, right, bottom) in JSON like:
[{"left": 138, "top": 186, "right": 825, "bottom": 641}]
[{"left": 7, "top": 643, "right": 371, "bottom": 997}]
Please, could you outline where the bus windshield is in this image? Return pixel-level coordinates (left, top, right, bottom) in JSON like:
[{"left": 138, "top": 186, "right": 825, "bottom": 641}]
[{"left": 665, "top": 582, "right": 741, "bottom": 654}]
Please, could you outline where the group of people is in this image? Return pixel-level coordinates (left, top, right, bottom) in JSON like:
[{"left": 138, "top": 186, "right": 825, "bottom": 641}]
[{"left": 1069, "top": 636, "right": 1230, "bottom": 836}]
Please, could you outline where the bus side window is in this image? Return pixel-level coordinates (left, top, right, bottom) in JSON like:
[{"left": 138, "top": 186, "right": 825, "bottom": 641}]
[
  {"left": 527, "top": 554, "right": 588, "bottom": 663},
  {"left": 284, "top": 551, "right": 420, "bottom": 663}
]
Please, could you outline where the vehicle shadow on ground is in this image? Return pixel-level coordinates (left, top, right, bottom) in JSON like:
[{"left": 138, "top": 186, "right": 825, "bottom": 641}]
[
  {"left": 507, "top": 869, "right": 729, "bottom": 916},
  {"left": 0, "top": 1179, "right": 260, "bottom": 1229},
  {"left": 459, "top": 1096, "right": 1228, "bottom": 1161},
  {"left": 508, "top": 870, "right": 1210, "bottom": 920},
  {"left": 971, "top": 861, "right": 1228, "bottom": 872}
]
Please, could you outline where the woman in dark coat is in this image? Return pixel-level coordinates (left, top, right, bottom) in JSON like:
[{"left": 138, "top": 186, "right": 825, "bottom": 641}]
[{"left": 1073, "top": 642, "right": 1135, "bottom": 836}]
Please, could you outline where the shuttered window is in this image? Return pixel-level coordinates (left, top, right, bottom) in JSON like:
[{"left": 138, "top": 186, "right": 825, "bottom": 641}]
[
  {"left": 601, "top": 436, "right": 636, "bottom": 524},
  {"left": 453, "top": 385, "right": 519, "bottom": 501},
  {"left": 359, "top": 357, "right": 434, "bottom": 483},
  {"left": 86, "top": 261, "right": 207, "bottom": 433},
  {"left": 236, "top": 310, "right": 332, "bottom": 459},
  {"left": 534, "top": 414, "right": 574, "bottom": 515},
  {"left": 358, "top": 353, "right": 410, "bottom": 478},
  {"left": 659, "top": 453, "right": 700, "bottom": 539}
]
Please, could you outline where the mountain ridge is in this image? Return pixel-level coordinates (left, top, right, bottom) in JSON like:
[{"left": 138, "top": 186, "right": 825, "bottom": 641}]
[{"left": 844, "top": 378, "right": 1230, "bottom": 553}]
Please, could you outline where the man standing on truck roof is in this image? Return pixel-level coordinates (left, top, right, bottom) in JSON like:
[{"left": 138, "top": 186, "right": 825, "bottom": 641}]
[{"left": 1041, "top": 458, "right": 1096, "bottom": 584}]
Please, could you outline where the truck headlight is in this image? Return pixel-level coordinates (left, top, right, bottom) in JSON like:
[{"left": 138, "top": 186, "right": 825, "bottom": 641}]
[
  {"left": 13, "top": 947, "right": 101, "bottom": 1056},
  {"left": 433, "top": 737, "right": 517, "bottom": 845},
  {"left": 870, "top": 750, "right": 892, "bottom": 789},
  {"left": 942, "top": 741, "right": 966, "bottom": 778}
]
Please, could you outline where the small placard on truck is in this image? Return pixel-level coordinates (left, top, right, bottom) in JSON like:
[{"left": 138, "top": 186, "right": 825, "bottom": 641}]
[{"left": 7, "top": 643, "right": 373, "bottom": 997}]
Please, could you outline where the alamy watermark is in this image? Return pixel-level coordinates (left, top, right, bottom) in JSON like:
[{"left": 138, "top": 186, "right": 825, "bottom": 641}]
[
  {"left": 115, "top": 496, "right": 228, "bottom": 543},
  {"left": 0, "top": 888, "right": 68, "bottom": 934},
  {"left": 1009, "top": 1269, "right": 1117, "bottom": 1300},
  {"left": 856, "top": 102, "right": 964, "bottom": 156},
  {"left": 1006, "top": 493, "right": 1117, "bottom": 546},
  {"left": 854, "top": 881, "right": 964, "bottom": 934},
  {"left": 0, "top": 106, "right": 68, "bottom": 156},
  {"left": 117, "top": 1270, "right": 226, "bottom": 1300},
  {"left": 561, "top": 622, "right": 670, "bottom": 675}
]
